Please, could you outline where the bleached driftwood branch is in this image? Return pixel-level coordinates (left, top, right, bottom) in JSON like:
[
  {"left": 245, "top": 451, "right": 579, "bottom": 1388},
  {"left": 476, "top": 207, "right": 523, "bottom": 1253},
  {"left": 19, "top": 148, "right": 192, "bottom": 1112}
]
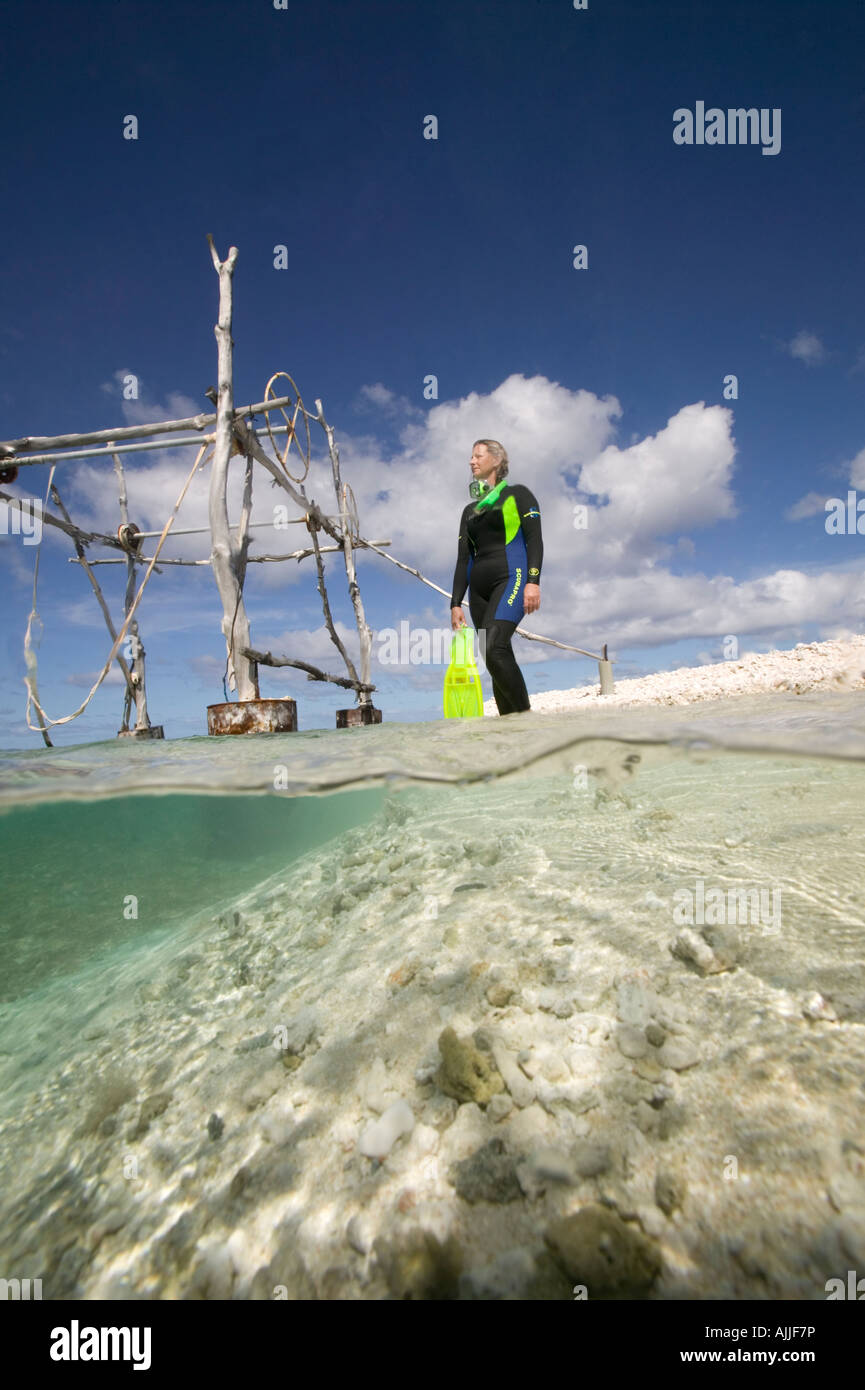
[
  {"left": 206, "top": 235, "right": 257, "bottom": 701},
  {"left": 0, "top": 394, "right": 298, "bottom": 462},
  {"left": 0, "top": 489, "right": 126, "bottom": 549},
  {"left": 235, "top": 453, "right": 254, "bottom": 593},
  {"left": 317, "top": 397, "right": 374, "bottom": 706},
  {"left": 67, "top": 540, "right": 392, "bottom": 566},
  {"left": 304, "top": 513, "right": 363, "bottom": 690},
  {"left": 242, "top": 647, "right": 376, "bottom": 694}
]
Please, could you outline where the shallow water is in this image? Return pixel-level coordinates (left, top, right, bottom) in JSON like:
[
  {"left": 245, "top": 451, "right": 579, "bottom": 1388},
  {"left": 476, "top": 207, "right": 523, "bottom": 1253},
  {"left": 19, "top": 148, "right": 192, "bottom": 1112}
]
[
  {"left": 0, "top": 788, "right": 382, "bottom": 1004},
  {"left": 0, "top": 694, "right": 863, "bottom": 1300}
]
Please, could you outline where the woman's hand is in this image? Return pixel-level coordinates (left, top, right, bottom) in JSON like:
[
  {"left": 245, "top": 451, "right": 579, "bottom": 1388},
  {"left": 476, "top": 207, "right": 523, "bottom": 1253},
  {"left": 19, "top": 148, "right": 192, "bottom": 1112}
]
[
  {"left": 524, "top": 583, "right": 540, "bottom": 615},
  {"left": 451, "top": 606, "right": 466, "bottom": 631}
]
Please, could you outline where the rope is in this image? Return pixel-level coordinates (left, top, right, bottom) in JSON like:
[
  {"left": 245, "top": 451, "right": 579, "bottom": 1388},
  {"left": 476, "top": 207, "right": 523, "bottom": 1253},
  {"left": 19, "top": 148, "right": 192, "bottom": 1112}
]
[
  {"left": 22, "top": 465, "right": 58, "bottom": 746},
  {"left": 23, "top": 442, "right": 209, "bottom": 731}
]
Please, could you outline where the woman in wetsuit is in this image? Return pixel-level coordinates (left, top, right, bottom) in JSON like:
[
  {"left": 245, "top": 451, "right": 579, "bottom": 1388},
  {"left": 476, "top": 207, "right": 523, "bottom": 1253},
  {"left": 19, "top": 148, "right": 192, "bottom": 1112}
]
[{"left": 450, "top": 439, "right": 543, "bottom": 715}]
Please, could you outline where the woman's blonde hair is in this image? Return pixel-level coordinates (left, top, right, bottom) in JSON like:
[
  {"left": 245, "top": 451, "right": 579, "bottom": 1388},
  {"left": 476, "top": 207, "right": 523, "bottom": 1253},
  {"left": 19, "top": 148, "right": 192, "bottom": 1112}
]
[{"left": 474, "top": 439, "right": 509, "bottom": 483}]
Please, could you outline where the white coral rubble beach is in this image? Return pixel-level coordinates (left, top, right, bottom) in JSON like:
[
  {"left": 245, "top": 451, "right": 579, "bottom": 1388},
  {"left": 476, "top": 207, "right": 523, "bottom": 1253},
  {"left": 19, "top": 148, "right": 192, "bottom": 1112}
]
[{"left": 485, "top": 636, "right": 865, "bottom": 714}]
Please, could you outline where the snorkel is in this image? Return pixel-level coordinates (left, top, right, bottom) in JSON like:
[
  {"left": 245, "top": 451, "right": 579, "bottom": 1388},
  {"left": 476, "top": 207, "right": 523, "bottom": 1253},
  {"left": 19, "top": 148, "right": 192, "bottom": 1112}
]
[{"left": 469, "top": 477, "right": 507, "bottom": 509}]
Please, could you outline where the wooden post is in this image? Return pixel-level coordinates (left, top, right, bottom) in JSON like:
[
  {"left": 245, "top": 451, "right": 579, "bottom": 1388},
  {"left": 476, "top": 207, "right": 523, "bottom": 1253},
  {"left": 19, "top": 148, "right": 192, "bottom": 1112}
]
[
  {"left": 206, "top": 235, "right": 257, "bottom": 701},
  {"left": 599, "top": 642, "right": 615, "bottom": 695}
]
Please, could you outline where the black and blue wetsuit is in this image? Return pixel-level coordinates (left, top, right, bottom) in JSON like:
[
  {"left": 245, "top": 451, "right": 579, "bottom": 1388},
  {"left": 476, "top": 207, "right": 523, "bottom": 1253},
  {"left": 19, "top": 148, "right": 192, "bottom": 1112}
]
[{"left": 450, "top": 482, "right": 543, "bottom": 715}]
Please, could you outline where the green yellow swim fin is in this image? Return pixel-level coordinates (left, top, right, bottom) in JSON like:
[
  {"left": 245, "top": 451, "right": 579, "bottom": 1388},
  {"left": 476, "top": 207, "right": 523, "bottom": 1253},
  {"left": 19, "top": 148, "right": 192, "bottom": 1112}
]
[{"left": 443, "top": 627, "right": 485, "bottom": 718}]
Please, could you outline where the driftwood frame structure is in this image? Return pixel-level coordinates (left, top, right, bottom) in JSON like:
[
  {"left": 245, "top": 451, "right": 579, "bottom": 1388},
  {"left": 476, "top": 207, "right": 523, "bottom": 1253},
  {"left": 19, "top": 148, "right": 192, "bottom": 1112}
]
[{"left": 0, "top": 236, "right": 614, "bottom": 747}]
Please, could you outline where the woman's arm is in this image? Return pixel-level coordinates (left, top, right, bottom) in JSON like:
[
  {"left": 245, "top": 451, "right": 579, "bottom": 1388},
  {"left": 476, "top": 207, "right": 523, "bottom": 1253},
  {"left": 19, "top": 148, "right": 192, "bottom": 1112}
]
[
  {"left": 450, "top": 505, "right": 472, "bottom": 610},
  {"left": 512, "top": 484, "right": 543, "bottom": 585}
]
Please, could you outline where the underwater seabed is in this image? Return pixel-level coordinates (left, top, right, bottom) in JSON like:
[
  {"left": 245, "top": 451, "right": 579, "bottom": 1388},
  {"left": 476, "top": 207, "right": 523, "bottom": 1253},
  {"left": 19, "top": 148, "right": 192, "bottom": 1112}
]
[{"left": 0, "top": 694, "right": 864, "bottom": 1299}]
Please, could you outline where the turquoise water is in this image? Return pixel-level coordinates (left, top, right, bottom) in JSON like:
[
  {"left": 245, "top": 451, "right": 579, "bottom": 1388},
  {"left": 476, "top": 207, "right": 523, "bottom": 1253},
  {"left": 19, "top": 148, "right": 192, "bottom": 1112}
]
[
  {"left": 0, "top": 695, "right": 863, "bottom": 1300},
  {"left": 0, "top": 788, "right": 382, "bottom": 1004}
]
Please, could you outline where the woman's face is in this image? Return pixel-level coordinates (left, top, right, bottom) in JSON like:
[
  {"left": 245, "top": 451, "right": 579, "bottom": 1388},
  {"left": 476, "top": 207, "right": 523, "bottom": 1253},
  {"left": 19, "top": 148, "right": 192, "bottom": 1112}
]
[{"left": 470, "top": 443, "right": 497, "bottom": 484}]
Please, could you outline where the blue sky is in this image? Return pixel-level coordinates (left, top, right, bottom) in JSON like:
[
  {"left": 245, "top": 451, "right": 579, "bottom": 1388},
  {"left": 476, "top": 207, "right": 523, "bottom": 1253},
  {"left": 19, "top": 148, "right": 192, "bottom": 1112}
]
[{"left": 1, "top": 0, "right": 864, "bottom": 748}]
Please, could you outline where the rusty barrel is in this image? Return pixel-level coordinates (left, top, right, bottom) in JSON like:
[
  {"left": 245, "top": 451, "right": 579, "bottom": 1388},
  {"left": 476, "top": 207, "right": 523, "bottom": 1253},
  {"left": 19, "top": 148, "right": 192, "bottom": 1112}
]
[{"left": 207, "top": 698, "right": 298, "bottom": 735}]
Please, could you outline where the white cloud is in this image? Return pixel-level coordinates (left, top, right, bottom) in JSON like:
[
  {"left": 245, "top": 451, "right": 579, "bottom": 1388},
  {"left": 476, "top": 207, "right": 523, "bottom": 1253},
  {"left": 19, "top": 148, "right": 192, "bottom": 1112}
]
[
  {"left": 785, "top": 491, "right": 827, "bottom": 521},
  {"left": 253, "top": 619, "right": 363, "bottom": 672},
  {"left": 544, "top": 565, "right": 865, "bottom": 658},
  {"left": 97, "top": 372, "right": 203, "bottom": 423},
  {"left": 354, "top": 383, "right": 424, "bottom": 419},
  {"left": 787, "top": 330, "right": 826, "bottom": 366},
  {"left": 332, "top": 372, "right": 624, "bottom": 587},
  {"left": 66, "top": 666, "right": 126, "bottom": 688},
  {"left": 54, "top": 579, "right": 219, "bottom": 635},
  {"left": 847, "top": 446, "right": 865, "bottom": 489},
  {"left": 786, "top": 448, "right": 865, "bottom": 521},
  {"left": 0, "top": 533, "right": 39, "bottom": 588},
  {"left": 575, "top": 401, "right": 737, "bottom": 567},
  {"left": 189, "top": 654, "right": 225, "bottom": 683}
]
